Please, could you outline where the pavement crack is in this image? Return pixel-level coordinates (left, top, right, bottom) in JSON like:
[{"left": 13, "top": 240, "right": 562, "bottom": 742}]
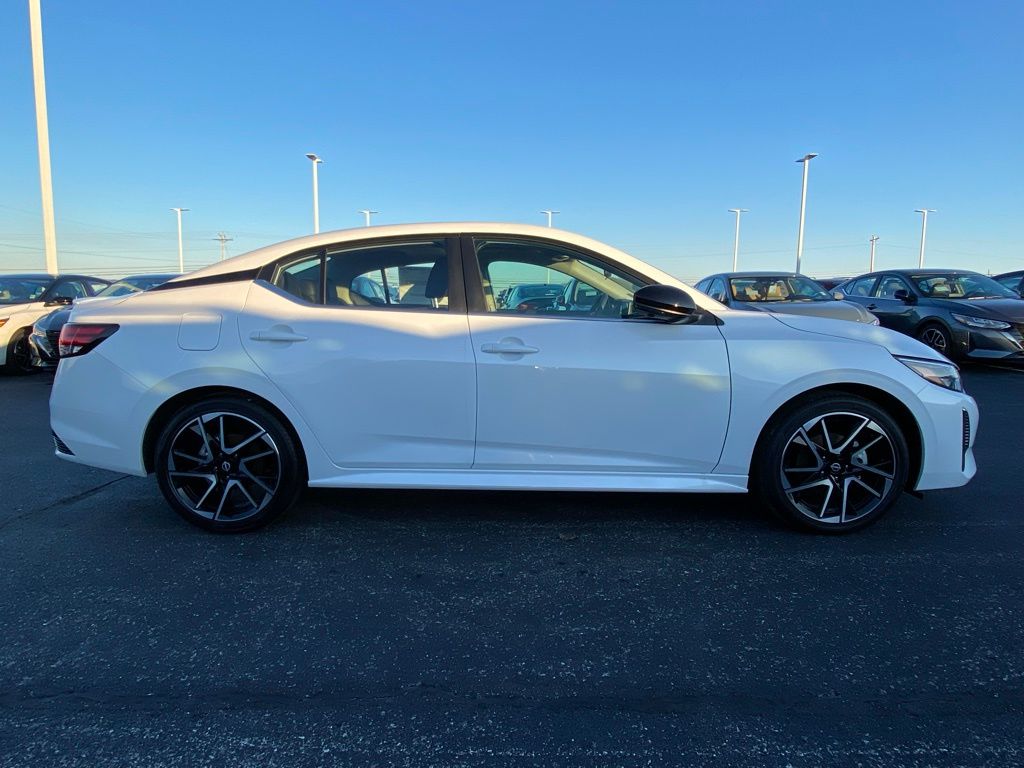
[{"left": 0, "top": 475, "right": 131, "bottom": 531}]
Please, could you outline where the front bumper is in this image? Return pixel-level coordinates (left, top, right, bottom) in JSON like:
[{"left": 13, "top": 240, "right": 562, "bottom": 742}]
[
  {"left": 913, "top": 382, "right": 979, "bottom": 492},
  {"left": 954, "top": 325, "right": 1024, "bottom": 360},
  {"left": 29, "top": 329, "right": 59, "bottom": 369}
]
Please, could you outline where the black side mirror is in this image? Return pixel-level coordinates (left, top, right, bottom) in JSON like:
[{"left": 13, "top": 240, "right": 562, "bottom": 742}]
[
  {"left": 893, "top": 289, "right": 916, "bottom": 304},
  {"left": 632, "top": 285, "right": 700, "bottom": 324},
  {"left": 45, "top": 296, "right": 73, "bottom": 307}
]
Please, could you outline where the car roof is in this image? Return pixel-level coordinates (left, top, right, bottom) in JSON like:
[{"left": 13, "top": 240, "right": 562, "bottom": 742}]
[
  {"left": 170, "top": 222, "right": 687, "bottom": 291},
  {"left": 995, "top": 270, "right": 1024, "bottom": 278},
  {"left": 719, "top": 271, "right": 804, "bottom": 278},
  {"left": 0, "top": 273, "right": 106, "bottom": 280}
]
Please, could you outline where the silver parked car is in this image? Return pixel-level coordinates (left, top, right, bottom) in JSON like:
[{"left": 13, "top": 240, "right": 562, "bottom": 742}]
[{"left": 694, "top": 272, "right": 879, "bottom": 324}]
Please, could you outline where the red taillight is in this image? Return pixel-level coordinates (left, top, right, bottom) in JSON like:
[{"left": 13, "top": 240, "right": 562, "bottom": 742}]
[{"left": 58, "top": 323, "right": 119, "bottom": 358}]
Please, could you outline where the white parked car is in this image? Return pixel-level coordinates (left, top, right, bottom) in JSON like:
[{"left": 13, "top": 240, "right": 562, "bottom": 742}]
[
  {"left": 1, "top": 273, "right": 110, "bottom": 373},
  {"left": 49, "top": 223, "right": 977, "bottom": 533}
]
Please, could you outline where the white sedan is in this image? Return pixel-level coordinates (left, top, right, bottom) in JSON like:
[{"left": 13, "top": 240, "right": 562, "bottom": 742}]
[{"left": 49, "top": 223, "right": 977, "bottom": 533}]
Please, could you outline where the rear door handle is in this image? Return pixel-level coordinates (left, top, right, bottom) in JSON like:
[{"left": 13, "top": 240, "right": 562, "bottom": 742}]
[
  {"left": 480, "top": 340, "right": 539, "bottom": 355},
  {"left": 250, "top": 328, "right": 308, "bottom": 343},
  {"left": 867, "top": 304, "right": 878, "bottom": 310}
]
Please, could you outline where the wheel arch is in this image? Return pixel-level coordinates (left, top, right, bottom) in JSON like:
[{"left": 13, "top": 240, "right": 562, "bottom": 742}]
[
  {"left": 142, "top": 385, "right": 309, "bottom": 480},
  {"left": 752, "top": 383, "right": 923, "bottom": 490}
]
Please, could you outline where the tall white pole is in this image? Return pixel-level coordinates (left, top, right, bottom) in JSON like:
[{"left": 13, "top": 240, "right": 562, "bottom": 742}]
[
  {"left": 540, "top": 209, "right": 559, "bottom": 227},
  {"left": 306, "top": 153, "right": 323, "bottom": 233},
  {"left": 794, "top": 153, "right": 818, "bottom": 273},
  {"left": 28, "top": 0, "right": 58, "bottom": 275},
  {"left": 359, "top": 209, "right": 379, "bottom": 226},
  {"left": 915, "top": 209, "right": 935, "bottom": 268},
  {"left": 869, "top": 235, "right": 879, "bottom": 271},
  {"left": 171, "top": 207, "right": 188, "bottom": 273},
  {"left": 728, "top": 208, "right": 748, "bottom": 271}
]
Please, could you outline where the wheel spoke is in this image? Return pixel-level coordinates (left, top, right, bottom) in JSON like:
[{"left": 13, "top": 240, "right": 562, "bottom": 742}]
[
  {"left": 194, "top": 417, "right": 214, "bottom": 461},
  {"left": 235, "top": 480, "right": 260, "bottom": 510},
  {"left": 818, "top": 482, "right": 835, "bottom": 518},
  {"left": 172, "top": 449, "right": 204, "bottom": 464},
  {"left": 169, "top": 471, "right": 216, "bottom": 480},
  {"left": 193, "top": 478, "right": 219, "bottom": 510},
  {"left": 240, "top": 466, "right": 274, "bottom": 494},
  {"left": 225, "top": 428, "right": 267, "bottom": 456},
  {"left": 797, "top": 427, "right": 825, "bottom": 466},
  {"left": 819, "top": 418, "right": 837, "bottom": 454},
  {"left": 213, "top": 479, "right": 235, "bottom": 521},
  {"left": 785, "top": 478, "right": 831, "bottom": 495},
  {"left": 834, "top": 417, "right": 870, "bottom": 454},
  {"left": 851, "top": 476, "right": 883, "bottom": 498},
  {"left": 855, "top": 463, "right": 894, "bottom": 480}
]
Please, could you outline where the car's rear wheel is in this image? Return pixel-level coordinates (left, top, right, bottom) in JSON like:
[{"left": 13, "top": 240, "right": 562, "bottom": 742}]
[
  {"left": 752, "top": 395, "right": 910, "bottom": 533},
  {"left": 154, "top": 398, "right": 303, "bottom": 532},
  {"left": 4, "top": 329, "right": 37, "bottom": 375},
  {"left": 916, "top": 323, "right": 954, "bottom": 358}
]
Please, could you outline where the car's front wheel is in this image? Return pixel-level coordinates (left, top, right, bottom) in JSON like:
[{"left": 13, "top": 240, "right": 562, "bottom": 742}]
[
  {"left": 154, "top": 398, "right": 304, "bottom": 532},
  {"left": 752, "top": 395, "right": 910, "bottom": 533},
  {"left": 4, "top": 329, "right": 37, "bottom": 375},
  {"left": 916, "top": 323, "right": 954, "bottom": 358}
]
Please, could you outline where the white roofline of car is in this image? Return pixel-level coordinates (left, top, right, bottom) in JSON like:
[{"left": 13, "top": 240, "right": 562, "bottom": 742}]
[{"left": 171, "top": 222, "right": 691, "bottom": 292}]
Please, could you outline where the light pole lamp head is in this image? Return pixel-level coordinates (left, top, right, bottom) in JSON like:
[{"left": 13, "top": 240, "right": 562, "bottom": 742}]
[
  {"left": 728, "top": 208, "right": 749, "bottom": 214},
  {"left": 915, "top": 208, "right": 937, "bottom": 214},
  {"left": 306, "top": 153, "right": 323, "bottom": 163},
  {"left": 796, "top": 153, "right": 819, "bottom": 163},
  {"left": 170, "top": 207, "right": 189, "bottom": 213}
]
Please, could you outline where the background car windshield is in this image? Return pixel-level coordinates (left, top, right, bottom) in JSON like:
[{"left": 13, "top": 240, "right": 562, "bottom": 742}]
[
  {"left": 0, "top": 278, "right": 51, "bottom": 305},
  {"left": 912, "top": 273, "right": 1018, "bottom": 300},
  {"left": 729, "top": 276, "right": 831, "bottom": 302},
  {"left": 98, "top": 275, "right": 172, "bottom": 297}
]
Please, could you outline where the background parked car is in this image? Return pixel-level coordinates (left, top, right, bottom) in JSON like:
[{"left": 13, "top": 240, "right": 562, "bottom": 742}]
[
  {"left": 693, "top": 272, "right": 878, "bottom": 324},
  {"left": 498, "top": 283, "right": 564, "bottom": 311},
  {"left": 815, "top": 277, "right": 852, "bottom": 291},
  {"left": 0, "top": 273, "right": 110, "bottom": 374},
  {"left": 838, "top": 269, "right": 1024, "bottom": 360},
  {"left": 994, "top": 270, "right": 1024, "bottom": 296},
  {"left": 29, "top": 273, "right": 177, "bottom": 370}
]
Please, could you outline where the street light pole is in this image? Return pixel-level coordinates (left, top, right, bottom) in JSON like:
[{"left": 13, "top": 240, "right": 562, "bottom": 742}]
[
  {"left": 305, "top": 153, "right": 323, "bottom": 233},
  {"left": 728, "top": 208, "right": 748, "bottom": 271},
  {"left": 358, "top": 209, "right": 379, "bottom": 227},
  {"left": 540, "top": 210, "right": 560, "bottom": 228},
  {"left": 28, "top": 0, "right": 58, "bottom": 275},
  {"left": 869, "top": 235, "right": 879, "bottom": 271},
  {"left": 915, "top": 209, "right": 936, "bottom": 268},
  {"left": 170, "top": 207, "right": 189, "bottom": 273},
  {"left": 794, "top": 153, "right": 818, "bottom": 273}
]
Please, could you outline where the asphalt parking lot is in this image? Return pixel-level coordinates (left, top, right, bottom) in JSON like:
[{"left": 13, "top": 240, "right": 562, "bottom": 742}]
[{"left": 0, "top": 368, "right": 1022, "bottom": 767}]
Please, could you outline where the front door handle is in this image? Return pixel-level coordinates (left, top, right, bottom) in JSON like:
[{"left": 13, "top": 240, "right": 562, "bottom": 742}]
[
  {"left": 250, "top": 327, "right": 308, "bottom": 343},
  {"left": 867, "top": 304, "right": 878, "bottom": 310},
  {"left": 480, "top": 339, "right": 539, "bottom": 355}
]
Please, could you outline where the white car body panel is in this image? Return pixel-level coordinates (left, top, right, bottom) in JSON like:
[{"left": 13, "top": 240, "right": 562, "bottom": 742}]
[
  {"left": 48, "top": 222, "right": 978, "bottom": 501},
  {"left": 0, "top": 301, "right": 51, "bottom": 366}
]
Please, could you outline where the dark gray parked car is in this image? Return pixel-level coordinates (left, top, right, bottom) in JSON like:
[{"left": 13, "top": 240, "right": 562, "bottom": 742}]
[
  {"left": 994, "top": 270, "right": 1024, "bottom": 296},
  {"left": 694, "top": 272, "right": 878, "bottom": 324},
  {"left": 838, "top": 269, "right": 1024, "bottom": 361}
]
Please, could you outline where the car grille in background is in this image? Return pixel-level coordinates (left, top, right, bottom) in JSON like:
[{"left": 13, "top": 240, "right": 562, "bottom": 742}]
[
  {"left": 46, "top": 330, "right": 60, "bottom": 353},
  {"left": 962, "top": 410, "right": 971, "bottom": 470},
  {"left": 52, "top": 431, "right": 74, "bottom": 456}
]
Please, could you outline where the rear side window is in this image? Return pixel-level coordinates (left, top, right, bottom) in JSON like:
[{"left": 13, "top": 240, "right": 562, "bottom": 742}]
[{"left": 269, "top": 240, "right": 450, "bottom": 311}]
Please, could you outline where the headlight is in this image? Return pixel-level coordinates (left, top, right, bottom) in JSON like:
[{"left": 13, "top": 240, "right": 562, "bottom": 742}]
[
  {"left": 951, "top": 313, "right": 1011, "bottom": 330},
  {"left": 0, "top": 318, "right": 7, "bottom": 328},
  {"left": 896, "top": 356, "right": 963, "bottom": 392},
  {"left": 870, "top": 317, "right": 880, "bottom": 326}
]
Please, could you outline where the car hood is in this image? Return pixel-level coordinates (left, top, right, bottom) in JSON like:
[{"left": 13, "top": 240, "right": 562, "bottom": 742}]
[
  {"left": 0, "top": 301, "right": 39, "bottom": 317},
  {"left": 749, "top": 299, "right": 874, "bottom": 324},
  {"left": 33, "top": 306, "right": 73, "bottom": 331},
  {"left": 768, "top": 311, "right": 950, "bottom": 361},
  {"left": 932, "top": 297, "right": 1024, "bottom": 322}
]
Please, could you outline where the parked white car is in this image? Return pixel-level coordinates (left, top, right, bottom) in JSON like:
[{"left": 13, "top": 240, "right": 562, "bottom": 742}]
[
  {"left": 1, "top": 273, "right": 110, "bottom": 373},
  {"left": 49, "top": 223, "right": 977, "bottom": 533}
]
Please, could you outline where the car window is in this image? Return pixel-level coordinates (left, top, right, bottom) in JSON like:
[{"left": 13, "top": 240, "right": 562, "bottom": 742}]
[
  {"left": 845, "top": 276, "right": 877, "bottom": 297},
  {"left": 52, "top": 281, "right": 89, "bottom": 300},
  {"left": 912, "top": 272, "right": 1018, "bottom": 300},
  {"left": 89, "top": 280, "right": 110, "bottom": 294},
  {"left": 473, "top": 239, "right": 648, "bottom": 318},
  {"left": 875, "top": 276, "right": 910, "bottom": 299},
  {"left": 707, "top": 278, "right": 728, "bottom": 303},
  {"left": 272, "top": 254, "right": 322, "bottom": 303},
  {"left": 0, "top": 278, "right": 51, "bottom": 305},
  {"left": 996, "top": 275, "right": 1023, "bottom": 292},
  {"left": 326, "top": 240, "right": 448, "bottom": 310}
]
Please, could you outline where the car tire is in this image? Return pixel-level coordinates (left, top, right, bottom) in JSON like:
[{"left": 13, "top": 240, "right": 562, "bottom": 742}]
[
  {"left": 916, "top": 322, "right": 954, "bottom": 359},
  {"left": 154, "top": 397, "right": 304, "bottom": 533},
  {"left": 3, "top": 328, "right": 37, "bottom": 375},
  {"left": 751, "top": 394, "right": 910, "bottom": 534}
]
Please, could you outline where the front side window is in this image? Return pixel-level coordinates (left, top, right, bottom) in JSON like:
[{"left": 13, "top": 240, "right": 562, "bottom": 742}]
[
  {"left": 52, "top": 281, "right": 89, "bottom": 300},
  {"left": 0, "top": 278, "right": 51, "bottom": 305},
  {"left": 845, "top": 276, "right": 877, "bottom": 297},
  {"left": 875, "top": 275, "right": 911, "bottom": 299},
  {"left": 474, "top": 239, "right": 648, "bottom": 318},
  {"left": 707, "top": 278, "right": 728, "bottom": 303}
]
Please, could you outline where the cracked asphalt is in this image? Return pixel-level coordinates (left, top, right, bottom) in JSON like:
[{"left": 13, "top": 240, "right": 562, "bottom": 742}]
[{"left": 0, "top": 368, "right": 1022, "bottom": 767}]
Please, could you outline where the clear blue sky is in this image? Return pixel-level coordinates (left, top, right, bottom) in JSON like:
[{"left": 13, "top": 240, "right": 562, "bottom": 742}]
[{"left": 1, "top": 0, "right": 1021, "bottom": 281}]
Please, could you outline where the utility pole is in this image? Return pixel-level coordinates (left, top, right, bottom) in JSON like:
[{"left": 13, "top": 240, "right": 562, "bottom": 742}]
[
  {"left": 171, "top": 207, "right": 189, "bottom": 273},
  {"left": 305, "top": 153, "right": 323, "bottom": 233},
  {"left": 794, "top": 153, "right": 818, "bottom": 273},
  {"left": 540, "top": 210, "right": 560, "bottom": 228},
  {"left": 869, "top": 235, "right": 879, "bottom": 271},
  {"left": 915, "top": 209, "right": 936, "bottom": 268},
  {"left": 213, "top": 231, "right": 233, "bottom": 261},
  {"left": 28, "top": 0, "right": 58, "bottom": 275},
  {"left": 728, "top": 208, "right": 748, "bottom": 271},
  {"left": 358, "top": 209, "right": 379, "bottom": 227}
]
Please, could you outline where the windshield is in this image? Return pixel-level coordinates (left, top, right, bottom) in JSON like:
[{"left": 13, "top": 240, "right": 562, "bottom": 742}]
[
  {"left": 729, "top": 276, "right": 832, "bottom": 302},
  {"left": 912, "top": 273, "right": 1018, "bottom": 300},
  {"left": 0, "top": 277, "right": 52, "bottom": 305},
  {"left": 98, "top": 275, "right": 171, "bottom": 297}
]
